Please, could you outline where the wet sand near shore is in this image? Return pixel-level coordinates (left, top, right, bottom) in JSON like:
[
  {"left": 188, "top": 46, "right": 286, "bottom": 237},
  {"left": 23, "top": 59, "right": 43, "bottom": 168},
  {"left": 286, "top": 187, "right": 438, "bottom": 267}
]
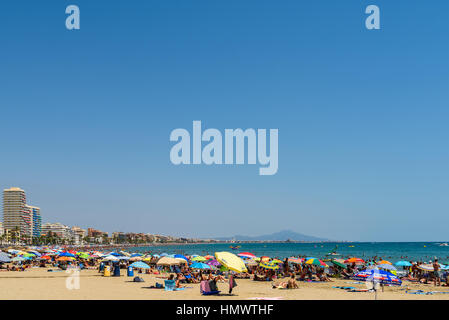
[{"left": 0, "top": 268, "right": 448, "bottom": 300}]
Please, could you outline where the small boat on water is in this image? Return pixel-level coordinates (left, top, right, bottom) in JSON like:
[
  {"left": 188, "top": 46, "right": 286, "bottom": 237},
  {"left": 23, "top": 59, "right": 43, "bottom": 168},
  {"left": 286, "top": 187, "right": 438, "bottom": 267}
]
[
  {"left": 326, "top": 245, "right": 340, "bottom": 256},
  {"left": 439, "top": 243, "right": 449, "bottom": 247},
  {"left": 230, "top": 245, "right": 241, "bottom": 250}
]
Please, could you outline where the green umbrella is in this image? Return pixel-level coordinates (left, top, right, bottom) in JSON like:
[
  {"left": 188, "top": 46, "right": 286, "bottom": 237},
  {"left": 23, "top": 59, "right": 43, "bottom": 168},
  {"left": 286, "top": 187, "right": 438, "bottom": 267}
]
[{"left": 331, "top": 260, "right": 347, "bottom": 268}]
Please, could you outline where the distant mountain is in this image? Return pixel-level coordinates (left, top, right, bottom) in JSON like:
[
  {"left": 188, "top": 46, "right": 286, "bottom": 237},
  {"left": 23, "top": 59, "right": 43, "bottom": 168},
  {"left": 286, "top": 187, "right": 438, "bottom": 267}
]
[{"left": 215, "top": 230, "right": 329, "bottom": 242}]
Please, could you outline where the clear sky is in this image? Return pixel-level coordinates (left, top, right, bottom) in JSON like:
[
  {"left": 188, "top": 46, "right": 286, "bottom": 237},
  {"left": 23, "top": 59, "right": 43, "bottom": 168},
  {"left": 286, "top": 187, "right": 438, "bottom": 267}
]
[{"left": 0, "top": 1, "right": 448, "bottom": 241}]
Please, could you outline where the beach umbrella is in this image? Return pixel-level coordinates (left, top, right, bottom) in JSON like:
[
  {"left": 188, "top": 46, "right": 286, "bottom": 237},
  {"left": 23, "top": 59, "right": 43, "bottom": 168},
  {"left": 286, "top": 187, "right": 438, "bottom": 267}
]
[
  {"left": 191, "top": 262, "right": 211, "bottom": 270},
  {"left": 260, "top": 256, "right": 270, "bottom": 262},
  {"left": 174, "top": 254, "right": 189, "bottom": 262},
  {"left": 160, "top": 253, "right": 169, "bottom": 257},
  {"left": 395, "top": 261, "right": 412, "bottom": 267},
  {"left": 352, "top": 268, "right": 402, "bottom": 286},
  {"left": 271, "top": 259, "right": 283, "bottom": 264},
  {"left": 117, "top": 256, "right": 130, "bottom": 260},
  {"left": 244, "top": 259, "right": 258, "bottom": 267},
  {"left": 237, "top": 252, "right": 256, "bottom": 259},
  {"left": 130, "top": 261, "right": 150, "bottom": 269},
  {"left": 215, "top": 252, "right": 247, "bottom": 273},
  {"left": 417, "top": 264, "right": 434, "bottom": 272},
  {"left": 58, "top": 252, "right": 76, "bottom": 258},
  {"left": 344, "top": 257, "right": 365, "bottom": 264},
  {"left": 191, "top": 256, "right": 207, "bottom": 262},
  {"left": 152, "top": 254, "right": 160, "bottom": 258},
  {"left": 288, "top": 257, "right": 304, "bottom": 264},
  {"left": 376, "top": 264, "right": 397, "bottom": 271},
  {"left": 40, "top": 255, "right": 51, "bottom": 260},
  {"left": 28, "top": 250, "right": 41, "bottom": 257},
  {"left": 78, "top": 253, "right": 90, "bottom": 259},
  {"left": 306, "top": 258, "right": 328, "bottom": 267},
  {"left": 156, "top": 257, "right": 186, "bottom": 266},
  {"left": 331, "top": 260, "right": 347, "bottom": 269},
  {"left": 206, "top": 259, "right": 221, "bottom": 267},
  {"left": 130, "top": 256, "right": 143, "bottom": 262},
  {"left": 21, "top": 253, "right": 35, "bottom": 258},
  {"left": 377, "top": 260, "right": 392, "bottom": 265},
  {"left": 0, "top": 252, "right": 11, "bottom": 263},
  {"left": 56, "top": 256, "right": 75, "bottom": 261},
  {"left": 204, "top": 255, "right": 214, "bottom": 260},
  {"left": 11, "top": 257, "right": 25, "bottom": 262},
  {"left": 102, "top": 255, "right": 119, "bottom": 262},
  {"left": 131, "top": 253, "right": 143, "bottom": 257},
  {"left": 259, "top": 261, "right": 280, "bottom": 270},
  {"left": 109, "top": 252, "right": 122, "bottom": 257}
]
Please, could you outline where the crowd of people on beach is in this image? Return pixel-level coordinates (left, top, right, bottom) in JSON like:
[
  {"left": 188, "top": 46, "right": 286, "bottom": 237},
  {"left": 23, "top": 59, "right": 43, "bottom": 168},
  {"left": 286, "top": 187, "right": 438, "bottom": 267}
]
[{"left": 2, "top": 246, "right": 449, "bottom": 296}]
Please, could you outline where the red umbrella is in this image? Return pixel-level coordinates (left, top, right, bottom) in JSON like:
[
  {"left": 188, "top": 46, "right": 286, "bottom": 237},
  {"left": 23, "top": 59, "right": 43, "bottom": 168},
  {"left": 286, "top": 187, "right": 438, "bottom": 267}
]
[
  {"left": 344, "top": 257, "right": 365, "bottom": 264},
  {"left": 237, "top": 252, "right": 256, "bottom": 259}
]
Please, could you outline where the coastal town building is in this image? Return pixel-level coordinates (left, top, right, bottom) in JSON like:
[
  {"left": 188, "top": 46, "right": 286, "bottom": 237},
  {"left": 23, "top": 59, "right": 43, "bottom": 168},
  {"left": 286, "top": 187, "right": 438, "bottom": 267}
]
[
  {"left": 3, "top": 187, "right": 33, "bottom": 238},
  {"left": 42, "top": 222, "right": 71, "bottom": 239}
]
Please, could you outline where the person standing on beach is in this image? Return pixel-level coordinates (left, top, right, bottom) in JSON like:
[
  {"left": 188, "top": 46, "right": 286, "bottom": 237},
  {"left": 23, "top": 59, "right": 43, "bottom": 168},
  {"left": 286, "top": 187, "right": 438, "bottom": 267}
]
[{"left": 433, "top": 259, "right": 441, "bottom": 286}]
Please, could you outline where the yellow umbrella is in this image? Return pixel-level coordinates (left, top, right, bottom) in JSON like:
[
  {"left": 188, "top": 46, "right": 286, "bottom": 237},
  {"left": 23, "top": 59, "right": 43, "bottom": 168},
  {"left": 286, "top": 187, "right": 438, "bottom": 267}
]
[
  {"left": 378, "top": 260, "right": 392, "bottom": 265},
  {"left": 271, "top": 259, "right": 283, "bottom": 264},
  {"left": 215, "top": 252, "right": 247, "bottom": 273},
  {"left": 192, "top": 256, "right": 207, "bottom": 262}
]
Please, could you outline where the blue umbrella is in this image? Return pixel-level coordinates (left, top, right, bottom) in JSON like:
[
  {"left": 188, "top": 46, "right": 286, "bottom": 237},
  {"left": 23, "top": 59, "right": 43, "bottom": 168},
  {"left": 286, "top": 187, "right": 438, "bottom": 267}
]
[
  {"left": 131, "top": 253, "right": 142, "bottom": 257},
  {"left": 395, "top": 261, "right": 412, "bottom": 267},
  {"left": 58, "top": 252, "right": 76, "bottom": 258},
  {"left": 175, "top": 254, "right": 188, "bottom": 261},
  {"left": 160, "top": 253, "right": 169, "bottom": 257},
  {"left": 109, "top": 252, "right": 122, "bottom": 257},
  {"left": 190, "top": 262, "right": 211, "bottom": 269},
  {"left": 130, "top": 261, "right": 150, "bottom": 269},
  {"left": 353, "top": 268, "right": 402, "bottom": 286}
]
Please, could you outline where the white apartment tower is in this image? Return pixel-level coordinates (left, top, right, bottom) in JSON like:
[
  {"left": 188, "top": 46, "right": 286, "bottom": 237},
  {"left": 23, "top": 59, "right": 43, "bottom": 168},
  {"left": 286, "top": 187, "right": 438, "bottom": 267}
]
[{"left": 3, "top": 187, "right": 33, "bottom": 237}]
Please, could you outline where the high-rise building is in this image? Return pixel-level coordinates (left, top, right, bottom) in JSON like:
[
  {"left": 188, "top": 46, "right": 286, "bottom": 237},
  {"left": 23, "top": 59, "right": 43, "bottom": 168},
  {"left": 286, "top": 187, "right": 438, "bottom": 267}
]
[
  {"left": 3, "top": 187, "right": 33, "bottom": 237},
  {"left": 29, "top": 206, "right": 41, "bottom": 238}
]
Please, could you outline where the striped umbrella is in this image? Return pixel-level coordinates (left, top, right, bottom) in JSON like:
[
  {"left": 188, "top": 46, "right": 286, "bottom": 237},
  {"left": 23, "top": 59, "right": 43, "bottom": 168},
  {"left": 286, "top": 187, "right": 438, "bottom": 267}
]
[
  {"left": 306, "top": 258, "right": 327, "bottom": 267},
  {"left": 259, "top": 261, "right": 280, "bottom": 270},
  {"left": 237, "top": 252, "right": 256, "bottom": 259},
  {"left": 288, "top": 257, "right": 304, "bottom": 264},
  {"left": 352, "top": 268, "right": 402, "bottom": 286}
]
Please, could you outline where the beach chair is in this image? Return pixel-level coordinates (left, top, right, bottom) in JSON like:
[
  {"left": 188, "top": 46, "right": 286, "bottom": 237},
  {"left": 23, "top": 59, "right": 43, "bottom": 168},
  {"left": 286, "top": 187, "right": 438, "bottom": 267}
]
[
  {"left": 164, "top": 280, "right": 176, "bottom": 291},
  {"left": 200, "top": 280, "right": 220, "bottom": 295}
]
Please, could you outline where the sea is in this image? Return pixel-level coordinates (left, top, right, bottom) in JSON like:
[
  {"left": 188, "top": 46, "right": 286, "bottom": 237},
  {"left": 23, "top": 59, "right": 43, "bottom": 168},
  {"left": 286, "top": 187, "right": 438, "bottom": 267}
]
[{"left": 131, "top": 242, "right": 449, "bottom": 263}]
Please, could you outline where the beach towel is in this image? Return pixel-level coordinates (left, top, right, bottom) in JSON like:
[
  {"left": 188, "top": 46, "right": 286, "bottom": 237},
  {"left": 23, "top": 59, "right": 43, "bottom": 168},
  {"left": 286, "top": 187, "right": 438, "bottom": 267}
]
[
  {"left": 200, "top": 280, "right": 211, "bottom": 293},
  {"left": 164, "top": 280, "right": 176, "bottom": 291}
]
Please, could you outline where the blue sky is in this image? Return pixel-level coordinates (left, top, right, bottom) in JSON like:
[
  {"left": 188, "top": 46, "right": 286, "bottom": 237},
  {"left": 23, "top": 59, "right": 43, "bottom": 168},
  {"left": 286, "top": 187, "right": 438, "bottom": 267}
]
[{"left": 0, "top": 1, "right": 448, "bottom": 241}]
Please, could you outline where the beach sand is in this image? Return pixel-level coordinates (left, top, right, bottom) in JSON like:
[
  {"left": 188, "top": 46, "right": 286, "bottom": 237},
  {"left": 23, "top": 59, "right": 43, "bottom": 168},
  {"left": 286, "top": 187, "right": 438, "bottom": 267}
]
[{"left": 0, "top": 268, "right": 448, "bottom": 300}]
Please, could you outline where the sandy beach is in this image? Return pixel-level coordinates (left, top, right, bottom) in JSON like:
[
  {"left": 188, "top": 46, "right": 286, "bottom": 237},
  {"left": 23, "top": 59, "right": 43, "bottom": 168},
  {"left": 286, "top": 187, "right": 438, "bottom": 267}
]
[{"left": 1, "top": 267, "right": 448, "bottom": 300}]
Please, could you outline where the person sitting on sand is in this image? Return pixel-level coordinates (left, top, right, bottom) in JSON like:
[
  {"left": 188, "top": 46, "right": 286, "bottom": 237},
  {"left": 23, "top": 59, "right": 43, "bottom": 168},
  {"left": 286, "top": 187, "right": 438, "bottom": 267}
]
[{"left": 287, "top": 274, "right": 299, "bottom": 288}]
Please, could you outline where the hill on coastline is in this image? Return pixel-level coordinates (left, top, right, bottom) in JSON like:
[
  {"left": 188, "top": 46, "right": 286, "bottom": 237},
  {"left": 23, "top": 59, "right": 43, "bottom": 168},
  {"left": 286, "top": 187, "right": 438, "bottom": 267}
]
[{"left": 214, "top": 230, "right": 329, "bottom": 242}]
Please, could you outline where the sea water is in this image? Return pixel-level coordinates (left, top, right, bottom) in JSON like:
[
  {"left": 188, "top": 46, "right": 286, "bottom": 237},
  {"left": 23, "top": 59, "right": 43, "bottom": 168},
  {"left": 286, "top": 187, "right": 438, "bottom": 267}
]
[{"left": 132, "top": 242, "right": 449, "bottom": 263}]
